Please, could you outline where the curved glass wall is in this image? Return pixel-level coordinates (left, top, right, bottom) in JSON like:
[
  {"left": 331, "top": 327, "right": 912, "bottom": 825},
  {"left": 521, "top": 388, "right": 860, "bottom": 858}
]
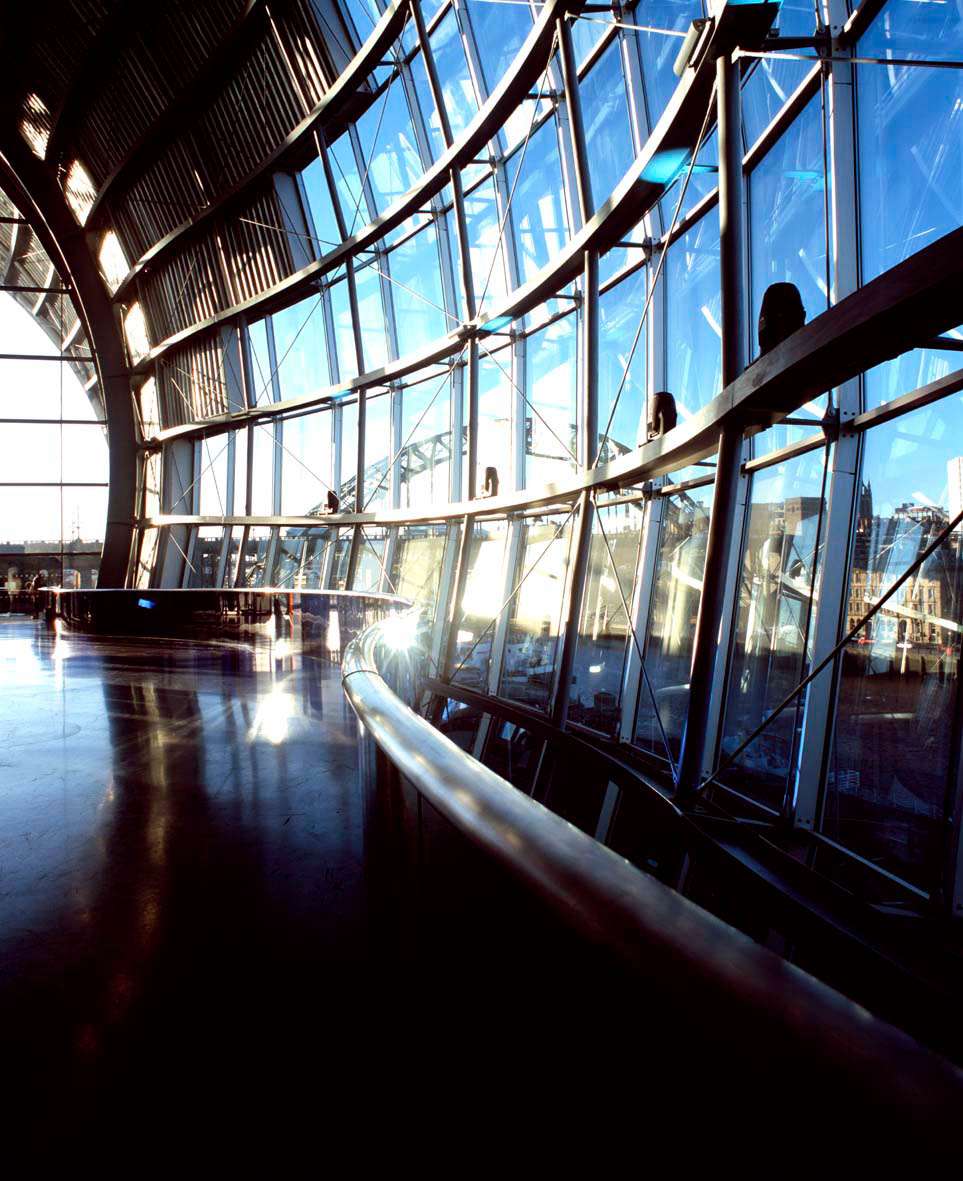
[{"left": 31, "top": 0, "right": 962, "bottom": 915}]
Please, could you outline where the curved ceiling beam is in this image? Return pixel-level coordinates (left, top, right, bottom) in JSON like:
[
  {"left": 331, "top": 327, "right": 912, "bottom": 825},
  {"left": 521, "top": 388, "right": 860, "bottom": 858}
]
[
  {"left": 112, "top": 0, "right": 410, "bottom": 300},
  {"left": 85, "top": 0, "right": 269, "bottom": 230},
  {"left": 0, "top": 134, "right": 137, "bottom": 586}
]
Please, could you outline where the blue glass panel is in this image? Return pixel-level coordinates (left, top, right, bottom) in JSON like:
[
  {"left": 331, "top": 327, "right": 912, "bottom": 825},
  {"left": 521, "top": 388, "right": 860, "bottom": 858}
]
[
  {"left": 353, "top": 260, "right": 389, "bottom": 369},
  {"left": 430, "top": 10, "right": 479, "bottom": 140},
  {"left": 749, "top": 95, "right": 827, "bottom": 358},
  {"left": 387, "top": 224, "right": 450, "bottom": 351},
  {"left": 271, "top": 295, "right": 330, "bottom": 400},
  {"left": 355, "top": 79, "right": 424, "bottom": 213},
  {"left": 665, "top": 207, "right": 721, "bottom": 417},
  {"left": 300, "top": 157, "right": 341, "bottom": 252},
  {"left": 409, "top": 50, "right": 445, "bottom": 160},
  {"left": 632, "top": 0, "right": 703, "bottom": 129},
  {"left": 598, "top": 267, "right": 646, "bottom": 462},
  {"left": 504, "top": 116, "right": 569, "bottom": 282},
  {"left": 858, "top": 0, "right": 963, "bottom": 409},
  {"left": 464, "top": 0, "right": 532, "bottom": 95},
  {"left": 328, "top": 132, "right": 371, "bottom": 230},
  {"left": 329, "top": 276, "right": 358, "bottom": 379},
  {"left": 579, "top": 39, "right": 635, "bottom": 213}
]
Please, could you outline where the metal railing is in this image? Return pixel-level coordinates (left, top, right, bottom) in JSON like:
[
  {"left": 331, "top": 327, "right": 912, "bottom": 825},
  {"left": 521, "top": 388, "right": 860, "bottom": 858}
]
[{"left": 343, "top": 611, "right": 963, "bottom": 1122}]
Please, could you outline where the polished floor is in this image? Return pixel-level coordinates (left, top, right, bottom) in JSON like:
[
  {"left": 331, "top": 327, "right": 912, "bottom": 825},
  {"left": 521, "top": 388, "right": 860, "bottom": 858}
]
[{"left": 0, "top": 616, "right": 377, "bottom": 1138}]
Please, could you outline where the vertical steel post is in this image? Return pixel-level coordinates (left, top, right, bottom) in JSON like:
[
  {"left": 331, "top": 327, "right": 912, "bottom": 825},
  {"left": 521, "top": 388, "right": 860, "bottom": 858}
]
[{"left": 676, "top": 50, "right": 747, "bottom": 797}]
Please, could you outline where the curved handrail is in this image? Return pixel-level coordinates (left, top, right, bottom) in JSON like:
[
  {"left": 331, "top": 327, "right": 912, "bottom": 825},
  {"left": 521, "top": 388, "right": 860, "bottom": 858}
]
[{"left": 342, "top": 613, "right": 963, "bottom": 1109}]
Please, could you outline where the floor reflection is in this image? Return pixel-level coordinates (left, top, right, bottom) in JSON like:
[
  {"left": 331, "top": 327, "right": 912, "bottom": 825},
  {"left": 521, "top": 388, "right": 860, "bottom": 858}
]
[{"left": 0, "top": 616, "right": 369, "bottom": 1137}]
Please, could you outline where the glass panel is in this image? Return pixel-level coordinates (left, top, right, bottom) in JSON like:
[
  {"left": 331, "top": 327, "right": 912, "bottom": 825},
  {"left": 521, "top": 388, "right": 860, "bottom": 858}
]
[
  {"left": 237, "top": 526, "right": 272, "bottom": 587},
  {"left": 598, "top": 267, "right": 646, "bottom": 462},
  {"left": 198, "top": 435, "right": 230, "bottom": 516},
  {"left": 475, "top": 346, "right": 514, "bottom": 494},
  {"left": 0, "top": 486, "right": 62, "bottom": 545},
  {"left": 330, "top": 276, "right": 359, "bottom": 379},
  {"left": 353, "top": 526, "right": 385, "bottom": 591},
  {"left": 822, "top": 397, "right": 963, "bottom": 890},
  {"left": 61, "top": 485, "right": 109, "bottom": 547},
  {"left": 186, "top": 527, "right": 223, "bottom": 588},
  {"left": 339, "top": 399, "right": 359, "bottom": 504},
  {"left": 276, "top": 525, "right": 335, "bottom": 588},
  {"left": 247, "top": 317, "right": 275, "bottom": 406},
  {"left": 391, "top": 524, "right": 448, "bottom": 622},
  {"left": 633, "top": 0, "right": 703, "bottom": 126},
  {"left": 505, "top": 116, "right": 569, "bottom": 283},
  {"left": 464, "top": 179, "right": 509, "bottom": 317},
  {"left": 524, "top": 313, "right": 578, "bottom": 488},
  {"left": 451, "top": 518, "right": 509, "bottom": 690},
  {"left": 1, "top": 423, "right": 64, "bottom": 483},
  {"left": 328, "top": 131, "right": 371, "bottom": 230},
  {"left": 666, "top": 207, "right": 721, "bottom": 419},
  {"left": 749, "top": 95, "right": 827, "bottom": 361},
  {"left": 634, "top": 480, "right": 715, "bottom": 760},
  {"left": 499, "top": 511, "right": 576, "bottom": 711},
  {"left": 272, "top": 295, "right": 330, "bottom": 399},
  {"left": 430, "top": 10, "right": 478, "bottom": 141},
  {"left": 251, "top": 422, "right": 277, "bottom": 515},
  {"left": 570, "top": 501, "right": 644, "bottom": 733},
  {"left": 0, "top": 357, "right": 97, "bottom": 420},
  {"left": 300, "top": 156, "right": 341, "bottom": 252},
  {"left": 578, "top": 39, "right": 634, "bottom": 214},
  {"left": 354, "top": 260, "right": 389, "bottom": 370},
  {"left": 281, "top": 410, "right": 332, "bottom": 515},
  {"left": 387, "top": 224, "right": 450, "bottom": 352},
  {"left": 858, "top": 1, "right": 963, "bottom": 411},
  {"left": 233, "top": 428, "right": 249, "bottom": 514},
  {"left": 465, "top": 0, "right": 532, "bottom": 97},
  {"left": 400, "top": 370, "right": 452, "bottom": 508},
  {"left": 482, "top": 721, "right": 542, "bottom": 793},
  {"left": 329, "top": 530, "right": 352, "bottom": 589},
  {"left": 355, "top": 79, "right": 423, "bottom": 213},
  {"left": 719, "top": 445, "right": 830, "bottom": 810},
  {"left": 363, "top": 393, "right": 391, "bottom": 510}
]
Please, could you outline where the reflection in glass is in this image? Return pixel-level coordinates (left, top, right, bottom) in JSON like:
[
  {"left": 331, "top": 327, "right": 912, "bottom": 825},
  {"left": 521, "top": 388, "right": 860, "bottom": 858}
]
[
  {"left": 482, "top": 721, "right": 541, "bottom": 793},
  {"left": 237, "top": 526, "right": 273, "bottom": 587},
  {"left": 666, "top": 209, "right": 721, "bottom": 419},
  {"left": 353, "top": 526, "right": 386, "bottom": 591},
  {"left": 499, "top": 512, "right": 575, "bottom": 712},
  {"left": 719, "top": 447, "right": 829, "bottom": 809},
  {"left": 276, "top": 525, "right": 335, "bottom": 588},
  {"left": 391, "top": 524, "right": 448, "bottom": 624},
  {"left": 186, "top": 527, "right": 224, "bottom": 588},
  {"left": 635, "top": 482, "right": 714, "bottom": 759},
  {"left": 474, "top": 347, "right": 514, "bottom": 494},
  {"left": 823, "top": 399, "right": 963, "bottom": 889},
  {"left": 450, "top": 519, "right": 509, "bottom": 690},
  {"left": 578, "top": 39, "right": 634, "bottom": 214},
  {"left": 570, "top": 502, "right": 644, "bottom": 734}
]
